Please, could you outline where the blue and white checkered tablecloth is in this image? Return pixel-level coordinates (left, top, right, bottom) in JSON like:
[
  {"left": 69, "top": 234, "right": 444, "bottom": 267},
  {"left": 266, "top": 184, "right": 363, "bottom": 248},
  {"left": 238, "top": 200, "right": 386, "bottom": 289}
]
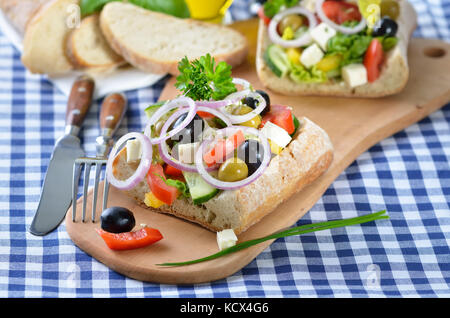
[{"left": 0, "top": 0, "right": 449, "bottom": 298}]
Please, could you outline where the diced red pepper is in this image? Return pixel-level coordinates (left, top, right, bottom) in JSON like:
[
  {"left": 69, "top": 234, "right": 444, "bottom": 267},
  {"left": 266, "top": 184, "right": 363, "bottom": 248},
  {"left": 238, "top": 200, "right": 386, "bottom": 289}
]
[
  {"left": 261, "top": 105, "right": 295, "bottom": 135},
  {"left": 96, "top": 227, "right": 163, "bottom": 251},
  {"left": 203, "top": 129, "right": 245, "bottom": 167}
]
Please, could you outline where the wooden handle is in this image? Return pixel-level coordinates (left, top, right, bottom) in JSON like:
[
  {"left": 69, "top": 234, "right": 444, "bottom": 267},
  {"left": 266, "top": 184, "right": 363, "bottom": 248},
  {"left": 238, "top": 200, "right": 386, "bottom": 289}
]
[
  {"left": 65, "top": 76, "right": 95, "bottom": 127},
  {"left": 100, "top": 93, "right": 127, "bottom": 132}
]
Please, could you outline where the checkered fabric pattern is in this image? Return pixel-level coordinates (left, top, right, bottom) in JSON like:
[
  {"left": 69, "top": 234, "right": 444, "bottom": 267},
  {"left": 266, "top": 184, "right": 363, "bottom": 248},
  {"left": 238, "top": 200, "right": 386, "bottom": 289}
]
[{"left": 0, "top": 0, "right": 449, "bottom": 298}]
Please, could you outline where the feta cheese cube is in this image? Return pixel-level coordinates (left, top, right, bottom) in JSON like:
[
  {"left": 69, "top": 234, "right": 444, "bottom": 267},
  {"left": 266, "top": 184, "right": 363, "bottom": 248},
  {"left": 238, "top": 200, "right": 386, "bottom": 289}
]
[
  {"left": 310, "top": 22, "right": 337, "bottom": 51},
  {"left": 300, "top": 43, "right": 324, "bottom": 68},
  {"left": 341, "top": 64, "right": 368, "bottom": 88},
  {"left": 126, "top": 139, "right": 142, "bottom": 163},
  {"left": 176, "top": 142, "right": 199, "bottom": 164},
  {"left": 217, "top": 229, "right": 238, "bottom": 251},
  {"left": 260, "top": 121, "right": 292, "bottom": 148}
]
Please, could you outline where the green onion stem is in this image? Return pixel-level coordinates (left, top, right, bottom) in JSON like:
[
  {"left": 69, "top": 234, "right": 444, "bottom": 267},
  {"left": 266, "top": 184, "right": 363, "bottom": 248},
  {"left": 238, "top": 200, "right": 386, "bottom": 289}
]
[{"left": 156, "top": 210, "right": 388, "bottom": 267}]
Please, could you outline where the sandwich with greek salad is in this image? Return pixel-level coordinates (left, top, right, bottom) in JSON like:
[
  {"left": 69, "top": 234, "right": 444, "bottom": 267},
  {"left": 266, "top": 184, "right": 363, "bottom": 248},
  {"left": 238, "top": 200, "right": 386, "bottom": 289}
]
[
  {"left": 256, "top": 0, "right": 417, "bottom": 97},
  {"left": 106, "top": 54, "right": 333, "bottom": 235}
]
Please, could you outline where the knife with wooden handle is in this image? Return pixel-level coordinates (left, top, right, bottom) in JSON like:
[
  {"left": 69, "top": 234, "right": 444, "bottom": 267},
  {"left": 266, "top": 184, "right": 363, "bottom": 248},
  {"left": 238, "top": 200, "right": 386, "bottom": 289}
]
[{"left": 29, "top": 76, "right": 95, "bottom": 236}]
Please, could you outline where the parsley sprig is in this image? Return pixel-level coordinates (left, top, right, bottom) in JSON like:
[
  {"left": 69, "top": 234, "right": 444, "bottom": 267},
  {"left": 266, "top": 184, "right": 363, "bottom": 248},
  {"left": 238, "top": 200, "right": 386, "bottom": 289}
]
[{"left": 175, "top": 54, "right": 237, "bottom": 101}]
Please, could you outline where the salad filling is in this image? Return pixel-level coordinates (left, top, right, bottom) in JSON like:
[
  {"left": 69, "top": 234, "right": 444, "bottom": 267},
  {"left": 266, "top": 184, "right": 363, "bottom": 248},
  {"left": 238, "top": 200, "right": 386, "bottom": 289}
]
[
  {"left": 258, "top": 0, "right": 400, "bottom": 87},
  {"left": 106, "top": 54, "right": 300, "bottom": 207}
]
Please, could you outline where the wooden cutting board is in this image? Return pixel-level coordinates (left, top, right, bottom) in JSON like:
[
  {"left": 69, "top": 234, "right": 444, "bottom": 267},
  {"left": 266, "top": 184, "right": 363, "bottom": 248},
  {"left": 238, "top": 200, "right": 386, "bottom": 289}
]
[{"left": 66, "top": 19, "right": 450, "bottom": 284}]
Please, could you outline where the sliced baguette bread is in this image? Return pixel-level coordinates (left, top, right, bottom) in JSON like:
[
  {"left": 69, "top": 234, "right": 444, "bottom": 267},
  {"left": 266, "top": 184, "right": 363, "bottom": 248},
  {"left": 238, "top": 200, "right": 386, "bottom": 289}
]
[
  {"left": 0, "top": 0, "right": 49, "bottom": 34},
  {"left": 99, "top": 2, "right": 249, "bottom": 75},
  {"left": 112, "top": 117, "right": 334, "bottom": 235},
  {"left": 21, "top": 0, "right": 78, "bottom": 75},
  {"left": 66, "top": 14, "right": 125, "bottom": 70},
  {"left": 256, "top": 0, "right": 418, "bottom": 98}
]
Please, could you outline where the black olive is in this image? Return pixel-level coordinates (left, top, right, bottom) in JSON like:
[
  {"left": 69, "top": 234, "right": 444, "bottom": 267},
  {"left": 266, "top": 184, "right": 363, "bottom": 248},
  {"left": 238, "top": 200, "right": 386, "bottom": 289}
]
[
  {"left": 236, "top": 139, "right": 265, "bottom": 176},
  {"left": 101, "top": 206, "right": 136, "bottom": 233},
  {"left": 242, "top": 89, "right": 271, "bottom": 116},
  {"left": 372, "top": 17, "right": 398, "bottom": 37},
  {"left": 170, "top": 113, "right": 205, "bottom": 144}
]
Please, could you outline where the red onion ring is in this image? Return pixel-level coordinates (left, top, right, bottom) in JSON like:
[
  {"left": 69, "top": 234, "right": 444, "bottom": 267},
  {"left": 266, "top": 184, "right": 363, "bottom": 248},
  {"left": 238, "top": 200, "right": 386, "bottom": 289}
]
[
  {"left": 106, "top": 132, "right": 153, "bottom": 191},
  {"left": 195, "top": 99, "right": 235, "bottom": 109},
  {"left": 220, "top": 91, "right": 266, "bottom": 124},
  {"left": 144, "top": 96, "right": 197, "bottom": 144},
  {"left": 268, "top": 6, "right": 318, "bottom": 48},
  {"left": 316, "top": 0, "right": 367, "bottom": 34},
  {"left": 158, "top": 106, "right": 232, "bottom": 172},
  {"left": 232, "top": 77, "right": 251, "bottom": 89},
  {"left": 195, "top": 126, "right": 271, "bottom": 190}
]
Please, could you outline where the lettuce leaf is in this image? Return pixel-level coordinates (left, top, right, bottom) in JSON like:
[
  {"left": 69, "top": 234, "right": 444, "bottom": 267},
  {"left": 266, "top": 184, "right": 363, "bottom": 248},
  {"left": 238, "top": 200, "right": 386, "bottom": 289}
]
[
  {"left": 327, "top": 33, "right": 373, "bottom": 67},
  {"left": 263, "top": 0, "right": 300, "bottom": 18}
]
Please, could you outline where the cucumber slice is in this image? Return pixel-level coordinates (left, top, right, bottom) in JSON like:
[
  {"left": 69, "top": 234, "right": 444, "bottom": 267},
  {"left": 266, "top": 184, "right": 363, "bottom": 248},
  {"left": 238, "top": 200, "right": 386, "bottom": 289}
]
[
  {"left": 182, "top": 171, "right": 219, "bottom": 205},
  {"left": 264, "top": 44, "right": 290, "bottom": 78}
]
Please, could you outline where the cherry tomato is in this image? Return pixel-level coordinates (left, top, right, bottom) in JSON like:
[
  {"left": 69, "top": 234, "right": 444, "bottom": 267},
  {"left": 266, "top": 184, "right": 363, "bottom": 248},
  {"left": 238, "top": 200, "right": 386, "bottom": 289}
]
[
  {"left": 322, "top": 1, "right": 362, "bottom": 24},
  {"left": 363, "top": 39, "right": 384, "bottom": 82},
  {"left": 146, "top": 164, "right": 179, "bottom": 205},
  {"left": 203, "top": 130, "right": 245, "bottom": 167},
  {"left": 258, "top": 7, "right": 271, "bottom": 26},
  {"left": 261, "top": 105, "right": 295, "bottom": 135},
  {"left": 96, "top": 227, "right": 163, "bottom": 251}
]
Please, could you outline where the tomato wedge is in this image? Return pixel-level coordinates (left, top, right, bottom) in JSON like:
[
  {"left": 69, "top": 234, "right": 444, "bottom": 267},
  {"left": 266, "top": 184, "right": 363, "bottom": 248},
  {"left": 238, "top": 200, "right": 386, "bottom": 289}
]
[
  {"left": 261, "top": 105, "right": 295, "bottom": 135},
  {"left": 96, "top": 227, "right": 163, "bottom": 251},
  {"left": 203, "top": 129, "right": 245, "bottom": 167},
  {"left": 364, "top": 39, "right": 384, "bottom": 82},
  {"left": 164, "top": 163, "right": 183, "bottom": 177},
  {"left": 147, "top": 164, "right": 179, "bottom": 205},
  {"left": 322, "top": 1, "right": 361, "bottom": 24},
  {"left": 258, "top": 7, "right": 271, "bottom": 26}
]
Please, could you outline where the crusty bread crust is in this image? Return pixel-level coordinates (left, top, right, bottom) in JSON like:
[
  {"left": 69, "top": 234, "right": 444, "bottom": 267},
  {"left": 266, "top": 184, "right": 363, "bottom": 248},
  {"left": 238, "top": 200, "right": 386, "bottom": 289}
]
[
  {"left": 99, "top": 2, "right": 249, "bottom": 75},
  {"left": 66, "top": 14, "right": 125, "bottom": 70},
  {"left": 113, "top": 117, "right": 334, "bottom": 235},
  {"left": 21, "top": 0, "right": 77, "bottom": 75},
  {"left": 256, "top": 0, "right": 417, "bottom": 97}
]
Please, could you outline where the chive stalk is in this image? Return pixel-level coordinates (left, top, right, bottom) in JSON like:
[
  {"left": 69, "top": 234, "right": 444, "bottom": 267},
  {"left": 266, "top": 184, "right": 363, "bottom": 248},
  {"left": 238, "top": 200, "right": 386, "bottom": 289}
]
[{"left": 156, "top": 210, "right": 389, "bottom": 267}]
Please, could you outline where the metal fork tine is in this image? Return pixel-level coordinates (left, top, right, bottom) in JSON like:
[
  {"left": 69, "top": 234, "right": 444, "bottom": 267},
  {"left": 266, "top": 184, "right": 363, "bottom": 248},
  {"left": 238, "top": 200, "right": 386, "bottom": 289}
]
[
  {"left": 82, "top": 163, "right": 92, "bottom": 222},
  {"left": 72, "top": 162, "right": 82, "bottom": 222},
  {"left": 91, "top": 162, "right": 103, "bottom": 222},
  {"left": 102, "top": 169, "right": 110, "bottom": 212}
]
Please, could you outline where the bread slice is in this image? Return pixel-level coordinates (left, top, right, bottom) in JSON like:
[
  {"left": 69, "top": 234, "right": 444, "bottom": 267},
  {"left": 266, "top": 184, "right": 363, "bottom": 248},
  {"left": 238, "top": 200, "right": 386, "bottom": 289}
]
[
  {"left": 112, "top": 117, "right": 334, "bottom": 235},
  {"left": 256, "top": 0, "right": 418, "bottom": 98},
  {"left": 21, "top": 0, "right": 78, "bottom": 75},
  {"left": 99, "top": 2, "right": 249, "bottom": 75},
  {"left": 66, "top": 14, "right": 125, "bottom": 70},
  {"left": 0, "top": 0, "right": 49, "bottom": 34}
]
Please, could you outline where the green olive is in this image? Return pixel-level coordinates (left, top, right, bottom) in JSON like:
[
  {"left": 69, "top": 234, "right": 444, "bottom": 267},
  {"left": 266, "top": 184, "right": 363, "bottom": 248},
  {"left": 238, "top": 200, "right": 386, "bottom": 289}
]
[
  {"left": 380, "top": 0, "right": 400, "bottom": 20},
  {"left": 232, "top": 105, "right": 262, "bottom": 129},
  {"left": 218, "top": 157, "right": 249, "bottom": 182},
  {"left": 279, "top": 14, "right": 304, "bottom": 34}
]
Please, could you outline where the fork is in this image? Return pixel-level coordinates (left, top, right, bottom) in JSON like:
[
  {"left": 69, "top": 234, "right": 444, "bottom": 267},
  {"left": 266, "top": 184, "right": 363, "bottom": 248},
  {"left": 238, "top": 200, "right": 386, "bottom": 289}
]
[{"left": 72, "top": 92, "right": 128, "bottom": 223}]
